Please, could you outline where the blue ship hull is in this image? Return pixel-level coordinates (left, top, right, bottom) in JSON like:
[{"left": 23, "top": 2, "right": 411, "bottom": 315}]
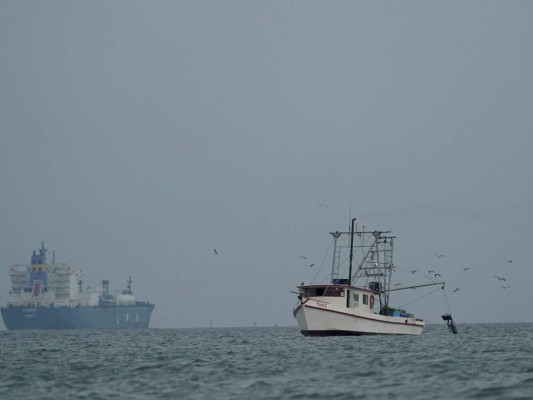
[{"left": 1, "top": 303, "right": 154, "bottom": 330}]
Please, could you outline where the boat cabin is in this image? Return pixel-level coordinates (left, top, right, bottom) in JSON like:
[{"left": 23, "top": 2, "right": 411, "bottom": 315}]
[{"left": 298, "top": 284, "right": 376, "bottom": 311}]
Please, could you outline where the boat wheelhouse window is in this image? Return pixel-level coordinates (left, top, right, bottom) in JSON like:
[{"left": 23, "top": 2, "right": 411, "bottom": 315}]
[
  {"left": 363, "top": 294, "right": 369, "bottom": 305},
  {"left": 303, "top": 287, "right": 345, "bottom": 297}
]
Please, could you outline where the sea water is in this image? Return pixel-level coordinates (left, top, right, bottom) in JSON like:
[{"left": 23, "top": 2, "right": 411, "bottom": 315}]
[{"left": 0, "top": 324, "right": 532, "bottom": 399}]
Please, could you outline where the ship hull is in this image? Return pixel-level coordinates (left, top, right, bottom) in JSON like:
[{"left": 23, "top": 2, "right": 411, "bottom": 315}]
[
  {"left": 1, "top": 303, "right": 154, "bottom": 330},
  {"left": 294, "top": 300, "right": 424, "bottom": 336}
]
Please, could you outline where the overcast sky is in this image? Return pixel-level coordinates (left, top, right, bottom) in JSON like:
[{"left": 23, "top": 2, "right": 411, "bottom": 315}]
[{"left": 1, "top": 1, "right": 532, "bottom": 329}]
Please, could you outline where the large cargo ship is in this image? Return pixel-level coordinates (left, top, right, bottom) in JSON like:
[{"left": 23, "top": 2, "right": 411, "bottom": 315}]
[{"left": 1, "top": 242, "right": 154, "bottom": 330}]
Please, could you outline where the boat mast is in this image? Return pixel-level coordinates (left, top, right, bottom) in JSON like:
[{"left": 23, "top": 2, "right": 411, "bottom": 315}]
[
  {"left": 375, "top": 234, "right": 394, "bottom": 311},
  {"left": 385, "top": 236, "right": 394, "bottom": 309},
  {"left": 348, "top": 218, "right": 356, "bottom": 285},
  {"left": 373, "top": 231, "right": 382, "bottom": 308}
]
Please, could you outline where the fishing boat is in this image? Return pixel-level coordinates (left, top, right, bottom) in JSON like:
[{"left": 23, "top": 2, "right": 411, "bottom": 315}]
[{"left": 293, "top": 219, "right": 443, "bottom": 336}]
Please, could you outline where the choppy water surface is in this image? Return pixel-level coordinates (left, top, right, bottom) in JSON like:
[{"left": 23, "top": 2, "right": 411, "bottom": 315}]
[{"left": 1, "top": 324, "right": 532, "bottom": 399}]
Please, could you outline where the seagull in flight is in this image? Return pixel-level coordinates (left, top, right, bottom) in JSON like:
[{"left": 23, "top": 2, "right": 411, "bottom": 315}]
[
  {"left": 494, "top": 276, "right": 506, "bottom": 281},
  {"left": 411, "top": 269, "right": 418, "bottom": 274},
  {"left": 310, "top": 263, "right": 315, "bottom": 268},
  {"left": 428, "top": 270, "right": 435, "bottom": 274},
  {"left": 394, "top": 283, "right": 402, "bottom": 286},
  {"left": 500, "top": 285, "right": 511, "bottom": 289},
  {"left": 298, "top": 256, "right": 308, "bottom": 260},
  {"left": 214, "top": 249, "right": 219, "bottom": 255},
  {"left": 434, "top": 253, "right": 445, "bottom": 259},
  {"left": 453, "top": 287, "right": 460, "bottom": 293},
  {"left": 318, "top": 204, "right": 329, "bottom": 208},
  {"left": 508, "top": 260, "right": 513, "bottom": 263},
  {"left": 463, "top": 267, "right": 470, "bottom": 271},
  {"left": 434, "top": 273, "right": 442, "bottom": 278}
]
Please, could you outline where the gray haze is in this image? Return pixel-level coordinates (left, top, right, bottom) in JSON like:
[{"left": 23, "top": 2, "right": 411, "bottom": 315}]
[{"left": 1, "top": 1, "right": 532, "bottom": 329}]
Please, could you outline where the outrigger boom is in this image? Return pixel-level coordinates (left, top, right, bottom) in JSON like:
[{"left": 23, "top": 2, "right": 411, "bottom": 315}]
[{"left": 387, "top": 282, "right": 445, "bottom": 292}]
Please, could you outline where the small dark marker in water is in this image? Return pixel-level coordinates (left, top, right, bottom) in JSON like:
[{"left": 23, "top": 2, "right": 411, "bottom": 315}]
[{"left": 441, "top": 313, "right": 458, "bottom": 334}]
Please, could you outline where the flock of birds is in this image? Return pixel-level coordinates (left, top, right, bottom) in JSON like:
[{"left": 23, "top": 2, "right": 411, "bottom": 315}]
[
  {"left": 214, "top": 204, "right": 515, "bottom": 295},
  {"left": 291, "top": 248, "right": 514, "bottom": 293},
  {"left": 298, "top": 255, "right": 315, "bottom": 268},
  {"left": 406, "top": 253, "right": 514, "bottom": 293}
]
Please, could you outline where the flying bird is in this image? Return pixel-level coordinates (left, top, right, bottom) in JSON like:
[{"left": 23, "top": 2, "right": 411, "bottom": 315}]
[
  {"left": 214, "top": 249, "right": 219, "bottom": 255},
  {"left": 508, "top": 260, "right": 513, "bottom": 263},
  {"left": 318, "top": 204, "right": 329, "bottom": 208},
  {"left": 463, "top": 267, "right": 470, "bottom": 271},
  {"left": 434, "top": 253, "right": 445, "bottom": 259},
  {"left": 309, "top": 263, "right": 315, "bottom": 268},
  {"left": 500, "top": 286, "right": 511, "bottom": 289},
  {"left": 394, "top": 283, "right": 402, "bottom": 286},
  {"left": 494, "top": 276, "right": 506, "bottom": 281},
  {"left": 453, "top": 287, "right": 460, "bottom": 293},
  {"left": 434, "top": 273, "right": 442, "bottom": 278},
  {"left": 298, "top": 256, "right": 308, "bottom": 259},
  {"left": 411, "top": 269, "right": 418, "bottom": 274},
  {"left": 428, "top": 270, "right": 435, "bottom": 273}
]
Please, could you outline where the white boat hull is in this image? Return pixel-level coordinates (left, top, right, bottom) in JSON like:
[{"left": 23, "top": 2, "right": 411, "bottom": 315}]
[{"left": 294, "top": 299, "right": 424, "bottom": 336}]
